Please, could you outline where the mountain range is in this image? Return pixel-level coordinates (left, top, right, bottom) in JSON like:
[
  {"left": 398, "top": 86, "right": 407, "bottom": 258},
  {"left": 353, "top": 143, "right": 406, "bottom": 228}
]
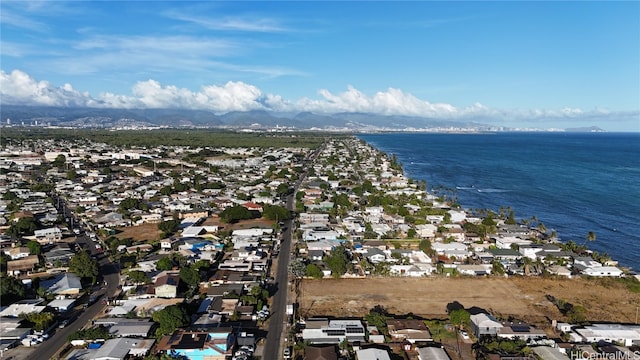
[{"left": 0, "top": 105, "right": 601, "bottom": 132}]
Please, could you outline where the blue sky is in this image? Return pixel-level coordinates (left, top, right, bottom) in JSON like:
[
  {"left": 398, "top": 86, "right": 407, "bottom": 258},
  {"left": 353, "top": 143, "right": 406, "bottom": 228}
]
[{"left": 1, "top": 1, "right": 639, "bottom": 130}]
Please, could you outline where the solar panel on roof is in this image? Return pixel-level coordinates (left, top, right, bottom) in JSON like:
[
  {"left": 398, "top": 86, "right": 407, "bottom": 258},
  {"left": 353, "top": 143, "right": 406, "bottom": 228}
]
[{"left": 511, "top": 324, "right": 531, "bottom": 332}]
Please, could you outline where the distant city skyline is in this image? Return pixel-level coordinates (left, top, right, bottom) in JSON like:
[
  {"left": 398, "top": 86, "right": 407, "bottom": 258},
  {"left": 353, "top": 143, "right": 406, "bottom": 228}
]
[{"left": 1, "top": 1, "right": 638, "bottom": 131}]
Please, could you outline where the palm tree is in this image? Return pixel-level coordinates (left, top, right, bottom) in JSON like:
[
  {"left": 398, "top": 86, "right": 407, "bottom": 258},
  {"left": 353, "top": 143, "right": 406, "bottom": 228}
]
[{"left": 583, "top": 231, "right": 596, "bottom": 247}]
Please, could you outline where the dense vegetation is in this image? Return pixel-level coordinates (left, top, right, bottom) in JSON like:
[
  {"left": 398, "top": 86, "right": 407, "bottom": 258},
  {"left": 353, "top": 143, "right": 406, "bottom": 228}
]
[{"left": 0, "top": 128, "right": 332, "bottom": 148}]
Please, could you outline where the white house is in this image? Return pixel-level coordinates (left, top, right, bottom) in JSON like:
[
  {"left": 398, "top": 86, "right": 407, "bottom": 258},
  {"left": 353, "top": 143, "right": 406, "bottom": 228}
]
[
  {"left": 415, "top": 224, "right": 438, "bottom": 238},
  {"left": 581, "top": 266, "right": 623, "bottom": 277},
  {"left": 572, "top": 324, "right": 640, "bottom": 347},
  {"left": 356, "top": 348, "right": 391, "bottom": 360},
  {"left": 34, "top": 227, "right": 62, "bottom": 244},
  {"left": 302, "top": 319, "right": 366, "bottom": 344},
  {"left": 470, "top": 313, "right": 503, "bottom": 338},
  {"left": 495, "top": 236, "right": 532, "bottom": 249}
]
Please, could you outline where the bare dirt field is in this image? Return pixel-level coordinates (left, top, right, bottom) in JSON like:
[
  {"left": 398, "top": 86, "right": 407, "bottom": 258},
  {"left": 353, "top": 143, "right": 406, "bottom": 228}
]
[
  {"left": 299, "top": 277, "right": 640, "bottom": 325},
  {"left": 114, "top": 222, "right": 162, "bottom": 242},
  {"left": 114, "top": 216, "right": 274, "bottom": 243},
  {"left": 201, "top": 215, "right": 275, "bottom": 231}
]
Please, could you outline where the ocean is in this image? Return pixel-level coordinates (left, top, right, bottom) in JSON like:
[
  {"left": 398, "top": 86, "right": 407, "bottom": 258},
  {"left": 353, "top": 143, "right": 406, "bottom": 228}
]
[{"left": 358, "top": 132, "right": 640, "bottom": 270}]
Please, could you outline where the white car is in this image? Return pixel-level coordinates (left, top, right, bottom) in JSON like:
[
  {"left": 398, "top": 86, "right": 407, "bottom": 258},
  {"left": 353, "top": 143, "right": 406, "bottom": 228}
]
[{"left": 460, "top": 330, "right": 470, "bottom": 340}]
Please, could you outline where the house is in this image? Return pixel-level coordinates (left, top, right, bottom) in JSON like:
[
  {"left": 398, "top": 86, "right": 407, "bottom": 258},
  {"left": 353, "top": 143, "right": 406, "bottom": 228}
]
[
  {"left": 33, "top": 227, "right": 62, "bottom": 244},
  {"left": 389, "top": 264, "right": 434, "bottom": 277},
  {"left": 417, "top": 346, "right": 451, "bottom": 360},
  {"left": 154, "top": 329, "right": 234, "bottom": 360},
  {"left": 40, "top": 272, "right": 82, "bottom": 296},
  {"left": 572, "top": 324, "right": 640, "bottom": 347},
  {"left": 581, "top": 266, "right": 623, "bottom": 277},
  {"left": 356, "top": 348, "right": 391, "bottom": 360},
  {"left": 126, "top": 244, "right": 154, "bottom": 254},
  {"left": 547, "top": 265, "right": 572, "bottom": 278},
  {"left": 519, "top": 244, "right": 545, "bottom": 259},
  {"left": 97, "top": 318, "right": 155, "bottom": 338},
  {"left": 3, "top": 247, "right": 30, "bottom": 260},
  {"left": 415, "top": 224, "right": 438, "bottom": 238},
  {"left": 470, "top": 313, "right": 503, "bottom": 338},
  {"left": 242, "top": 202, "right": 263, "bottom": 212},
  {"left": 302, "top": 318, "right": 366, "bottom": 344},
  {"left": 300, "top": 213, "right": 330, "bottom": 224},
  {"left": 431, "top": 242, "right": 470, "bottom": 260},
  {"left": 364, "top": 248, "right": 386, "bottom": 263},
  {"left": 487, "top": 249, "right": 521, "bottom": 262},
  {"left": 154, "top": 273, "right": 180, "bottom": 298},
  {"left": 43, "top": 245, "right": 75, "bottom": 266},
  {"left": 7, "top": 255, "right": 39, "bottom": 275},
  {"left": 457, "top": 264, "right": 492, "bottom": 276},
  {"left": 0, "top": 317, "right": 31, "bottom": 346},
  {"left": 308, "top": 250, "right": 325, "bottom": 262},
  {"left": 160, "top": 238, "right": 179, "bottom": 251},
  {"left": 46, "top": 298, "right": 76, "bottom": 312},
  {"left": 498, "top": 322, "right": 546, "bottom": 340},
  {"left": 495, "top": 236, "right": 532, "bottom": 249},
  {"left": 386, "top": 319, "right": 432, "bottom": 343},
  {"left": 305, "top": 345, "right": 339, "bottom": 360},
  {"left": 67, "top": 337, "right": 156, "bottom": 360},
  {"left": 531, "top": 346, "right": 570, "bottom": 360},
  {"left": 0, "top": 299, "right": 46, "bottom": 317}
]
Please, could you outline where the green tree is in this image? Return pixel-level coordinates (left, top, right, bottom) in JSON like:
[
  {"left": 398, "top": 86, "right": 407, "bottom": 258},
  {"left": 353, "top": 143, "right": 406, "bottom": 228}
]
[
  {"left": 179, "top": 266, "right": 200, "bottom": 292},
  {"left": 324, "top": 246, "right": 350, "bottom": 278},
  {"left": 276, "top": 183, "right": 291, "bottom": 197},
  {"left": 66, "top": 169, "right": 78, "bottom": 180},
  {"left": 365, "top": 306, "right": 389, "bottom": 333},
  {"left": 567, "top": 304, "right": 588, "bottom": 324},
  {"left": 152, "top": 304, "right": 190, "bottom": 337},
  {"left": 583, "top": 231, "right": 596, "bottom": 248},
  {"left": 305, "top": 263, "right": 324, "bottom": 279},
  {"left": 67, "top": 325, "right": 111, "bottom": 341},
  {"left": 158, "top": 219, "right": 180, "bottom": 235},
  {"left": 7, "top": 217, "right": 37, "bottom": 237},
  {"left": 26, "top": 240, "right": 42, "bottom": 255},
  {"left": 262, "top": 205, "right": 292, "bottom": 221},
  {"left": 0, "top": 274, "right": 27, "bottom": 304},
  {"left": 449, "top": 309, "right": 471, "bottom": 328},
  {"left": 127, "top": 270, "right": 149, "bottom": 284},
  {"left": 20, "top": 312, "right": 55, "bottom": 331},
  {"left": 68, "top": 250, "right": 99, "bottom": 284},
  {"left": 156, "top": 257, "right": 174, "bottom": 271},
  {"left": 289, "top": 260, "right": 307, "bottom": 278},
  {"left": 52, "top": 154, "right": 66, "bottom": 168},
  {"left": 219, "top": 205, "right": 256, "bottom": 223}
]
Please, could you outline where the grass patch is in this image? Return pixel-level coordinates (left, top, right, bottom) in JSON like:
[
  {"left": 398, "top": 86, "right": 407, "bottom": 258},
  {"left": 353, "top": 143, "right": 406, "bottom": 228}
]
[{"left": 425, "top": 320, "right": 457, "bottom": 341}]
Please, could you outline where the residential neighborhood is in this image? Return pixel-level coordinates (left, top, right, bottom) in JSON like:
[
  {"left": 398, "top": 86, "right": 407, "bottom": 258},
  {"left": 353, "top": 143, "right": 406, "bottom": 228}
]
[{"left": 0, "top": 130, "right": 638, "bottom": 360}]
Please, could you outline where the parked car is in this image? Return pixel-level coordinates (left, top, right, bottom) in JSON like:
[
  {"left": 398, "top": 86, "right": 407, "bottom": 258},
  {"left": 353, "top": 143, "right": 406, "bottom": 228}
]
[
  {"left": 460, "top": 330, "right": 470, "bottom": 340},
  {"left": 283, "top": 347, "right": 291, "bottom": 359}
]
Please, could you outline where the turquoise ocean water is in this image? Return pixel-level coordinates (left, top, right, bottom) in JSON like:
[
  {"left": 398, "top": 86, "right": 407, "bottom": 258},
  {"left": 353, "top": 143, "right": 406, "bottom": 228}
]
[{"left": 358, "top": 132, "right": 640, "bottom": 270}]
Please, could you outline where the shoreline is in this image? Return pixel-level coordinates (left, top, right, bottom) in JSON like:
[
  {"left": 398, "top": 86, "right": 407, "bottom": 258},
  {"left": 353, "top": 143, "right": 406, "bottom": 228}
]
[{"left": 357, "top": 134, "right": 634, "bottom": 272}]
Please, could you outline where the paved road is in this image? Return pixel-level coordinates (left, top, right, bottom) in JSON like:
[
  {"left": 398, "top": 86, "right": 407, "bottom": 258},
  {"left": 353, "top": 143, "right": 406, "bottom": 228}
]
[
  {"left": 263, "top": 144, "right": 324, "bottom": 360},
  {"left": 23, "top": 194, "right": 121, "bottom": 360}
]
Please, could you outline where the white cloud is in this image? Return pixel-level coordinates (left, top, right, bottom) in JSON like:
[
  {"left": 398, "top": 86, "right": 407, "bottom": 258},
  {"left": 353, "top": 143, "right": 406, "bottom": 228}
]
[
  {"left": 1, "top": 69, "right": 636, "bottom": 125},
  {"left": 163, "top": 10, "right": 287, "bottom": 32},
  {"left": 0, "top": 69, "right": 96, "bottom": 107}
]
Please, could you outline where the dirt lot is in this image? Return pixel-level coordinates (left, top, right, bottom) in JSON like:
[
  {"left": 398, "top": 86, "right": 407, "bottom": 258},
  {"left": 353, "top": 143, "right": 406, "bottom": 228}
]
[
  {"left": 201, "top": 215, "right": 275, "bottom": 231},
  {"left": 113, "top": 216, "right": 275, "bottom": 242},
  {"left": 114, "top": 222, "right": 162, "bottom": 242},
  {"left": 299, "top": 276, "right": 640, "bottom": 325}
]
